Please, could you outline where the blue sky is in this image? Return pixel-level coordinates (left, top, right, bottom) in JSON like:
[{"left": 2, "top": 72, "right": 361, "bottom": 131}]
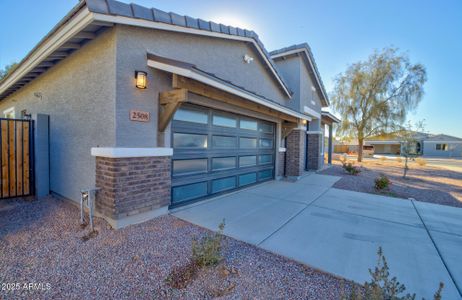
[{"left": 1, "top": 0, "right": 461, "bottom": 137}]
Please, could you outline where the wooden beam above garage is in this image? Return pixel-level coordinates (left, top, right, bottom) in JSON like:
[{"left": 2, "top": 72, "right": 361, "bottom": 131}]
[
  {"left": 158, "top": 87, "right": 188, "bottom": 132},
  {"left": 172, "top": 74, "right": 298, "bottom": 123}
]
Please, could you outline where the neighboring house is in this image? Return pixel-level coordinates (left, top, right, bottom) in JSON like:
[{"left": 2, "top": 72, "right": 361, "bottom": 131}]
[
  {"left": 335, "top": 132, "right": 462, "bottom": 158},
  {"left": 0, "top": 0, "right": 338, "bottom": 228}
]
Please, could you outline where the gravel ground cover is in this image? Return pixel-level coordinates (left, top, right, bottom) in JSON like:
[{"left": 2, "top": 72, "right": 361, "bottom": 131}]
[
  {"left": 1, "top": 197, "right": 356, "bottom": 299},
  {"left": 319, "top": 159, "right": 462, "bottom": 208}
]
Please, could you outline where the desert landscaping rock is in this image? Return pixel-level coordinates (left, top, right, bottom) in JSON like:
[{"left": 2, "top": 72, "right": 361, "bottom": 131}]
[
  {"left": 0, "top": 197, "right": 357, "bottom": 299},
  {"left": 320, "top": 160, "right": 462, "bottom": 208}
]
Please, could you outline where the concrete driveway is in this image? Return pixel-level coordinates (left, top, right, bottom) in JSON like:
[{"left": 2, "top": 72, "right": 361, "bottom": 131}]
[{"left": 172, "top": 174, "right": 462, "bottom": 299}]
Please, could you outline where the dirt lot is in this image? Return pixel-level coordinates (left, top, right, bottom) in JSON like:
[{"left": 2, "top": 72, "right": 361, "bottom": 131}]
[
  {"left": 0, "top": 197, "right": 356, "bottom": 300},
  {"left": 320, "top": 158, "right": 462, "bottom": 208}
]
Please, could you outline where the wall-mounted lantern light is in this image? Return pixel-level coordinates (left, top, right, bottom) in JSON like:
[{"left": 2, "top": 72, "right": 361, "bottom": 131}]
[{"left": 135, "top": 71, "right": 147, "bottom": 89}]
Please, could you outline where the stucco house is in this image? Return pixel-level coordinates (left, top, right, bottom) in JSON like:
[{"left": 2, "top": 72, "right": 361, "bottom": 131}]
[
  {"left": 0, "top": 0, "right": 338, "bottom": 228},
  {"left": 335, "top": 132, "right": 462, "bottom": 158}
]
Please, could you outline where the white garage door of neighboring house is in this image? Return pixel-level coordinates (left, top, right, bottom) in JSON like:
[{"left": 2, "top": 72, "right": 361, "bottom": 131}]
[{"left": 171, "top": 104, "right": 276, "bottom": 207}]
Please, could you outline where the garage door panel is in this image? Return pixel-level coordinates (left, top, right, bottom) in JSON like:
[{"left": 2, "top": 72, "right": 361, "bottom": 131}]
[{"left": 171, "top": 103, "right": 276, "bottom": 206}]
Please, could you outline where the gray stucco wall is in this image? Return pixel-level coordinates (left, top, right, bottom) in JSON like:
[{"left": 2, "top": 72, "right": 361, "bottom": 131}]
[
  {"left": 113, "top": 25, "right": 290, "bottom": 147},
  {"left": 423, "top": 142, "right": 462, "bottom": 158},
  {"left": 0, "top": 29, "right": 117, "bottom": 203},
  {"left": 272, "top": 57, "right": 301, "bottom": 112},
  {"left": 299, "top": 56, "right": 323, "bottom": 114},
  {"left": 273, "top": 54, "right": 323, "bottom": 115}
]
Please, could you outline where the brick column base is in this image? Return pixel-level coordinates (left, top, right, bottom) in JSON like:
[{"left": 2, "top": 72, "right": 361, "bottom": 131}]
[
  {"left": 286, "top": 129, "right": 306, "bottom": 177},
  {"left": 92, "top": 148, "right": 172, "bottom": 228},
  {"left": 307, "top": 132, "right": 321, "bottom": 170}
]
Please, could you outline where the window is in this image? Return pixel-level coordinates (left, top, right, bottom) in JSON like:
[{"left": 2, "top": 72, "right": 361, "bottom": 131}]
[
  {"left": 239, "top": 173, "right": 257, "bottom": 186},
  {"left": 259, "top": 169, "right": 273, "bottom": 180},
  {"left": 173, "top": 159, "right": 208, "bottom": 175},
  {"left": 239, "top": 155, "right": 257, "bottom": 167},
  {"left": 239, "top": 137, "right": 257, "bottom": 148},
  {"left": 259, "top": 154, "right": 272, "bottom": 164},
  {"left": 212, "top": 177, "right": 236, "bottom": 193},
  {"left": 212, "top": 157, "right": 236, "bottom": 170},
  {"left": 3, "top": 107, "right": 15, "bottom": 119},
  {"left": 173, "top": 133, "right": 207, "bottom": 148},
  {"left": 173, "top": 107, "right": 208, "bottom": 124},
  {"left": 172, "top": 182, "right": 208, "bottom": 203},
  {"left": 240, "top": 119, "right": 257, "bottom": 130},
  {"left": 436, "top": 144, "right": 448, "bottom": 151},
  {"left": 212, "top": 136, "right": 236, "bottom": 148},
  {"left": 213, "top": 114, "right": 237, "bottom": 128},
  {"left": 259, "top": 138, "right": 273, "bottom": 148},
  {"left": 258, "top": 122, "right": 273, "bottom": 133}
]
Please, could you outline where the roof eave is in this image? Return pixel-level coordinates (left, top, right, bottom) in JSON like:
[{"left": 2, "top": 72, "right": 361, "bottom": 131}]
[{"left": 271, "top": 48, "right": 329, "bottom": 106}]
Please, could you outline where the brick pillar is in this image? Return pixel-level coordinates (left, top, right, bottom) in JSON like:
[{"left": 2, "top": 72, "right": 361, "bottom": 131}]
[
  {"left": 92, "top": 148, "right": 172, "bottom": 228},
  {"left": 307, "top": 132, "right": 322, "bottom": 170},
  {"left": 285, "top": 129, "right": 306, "bottom": 177}
]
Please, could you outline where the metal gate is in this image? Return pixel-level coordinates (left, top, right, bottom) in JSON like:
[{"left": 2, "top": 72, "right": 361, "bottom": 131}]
[{"left": 0, "top": 118, "right": 34, "bottom": 199}]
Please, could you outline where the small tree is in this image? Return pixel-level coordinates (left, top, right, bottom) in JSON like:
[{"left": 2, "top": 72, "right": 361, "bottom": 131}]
[
  {"left": 397, "top": 121, "right": 425, "bottom": 179},
  {"left": 0, "top": 62, "right": 18, "bottom": 81},
  {"left": 332, "top": 48, "right": 427, "bottom": 162}
]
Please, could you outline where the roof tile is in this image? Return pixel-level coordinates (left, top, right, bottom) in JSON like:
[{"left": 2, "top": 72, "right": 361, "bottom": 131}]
[
  {"left": 85, "top": 0, "right": 108, "bottom": 14},
  {"left": 185, "top": 16, "right": 199, "bottom": 29},
  {"left": 210, "top": 21, "right": 221, "bottom": 33},
  {"left": 131, "top": 3, "right": 153, "bottom": 21},
  {"left": 152, "top": 8, "right": 171, "bottom": 24},
  {"left": 170, "top": 12, "right": 186, "bottom": 27},
  {"left": 198, "top": 19, "right": 211, "bottom": 31},
  {"left": 106, "top": 0, "right": 133, "bottom": 17}
]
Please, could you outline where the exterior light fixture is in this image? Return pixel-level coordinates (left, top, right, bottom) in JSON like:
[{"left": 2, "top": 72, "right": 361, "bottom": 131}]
[
  {"left": 135, "top": 71, "right": 147, "bottom": 89},
  {"left": 302, "top": 119, "right": 307, "bottom": 125}
]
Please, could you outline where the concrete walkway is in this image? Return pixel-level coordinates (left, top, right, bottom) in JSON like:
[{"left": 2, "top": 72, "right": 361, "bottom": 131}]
[{"left": 172, "top": 174, "right": 462, "bottom": 299}]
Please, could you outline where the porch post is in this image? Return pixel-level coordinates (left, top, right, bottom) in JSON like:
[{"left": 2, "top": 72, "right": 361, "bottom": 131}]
[{"left": 328, "top": 124, "right": 333, "bottom": 165}]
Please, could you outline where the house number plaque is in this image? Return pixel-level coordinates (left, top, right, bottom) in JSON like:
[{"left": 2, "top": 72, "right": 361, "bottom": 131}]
[{"left": 130, "top": 110, "right": 150, "bottom": 122}]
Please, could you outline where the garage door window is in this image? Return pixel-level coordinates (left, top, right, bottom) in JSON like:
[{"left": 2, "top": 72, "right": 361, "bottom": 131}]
[
  {"left": 212, "top": 157, "right": 236, "bottom": 170},
  {"left": 259, "top": 122, "right": 273, "bottom": 133},
  {"left": 213, "top": 114, "right": 237, "bottom": 128},
  {"left": 240, "top": 137, "right": 257, "bottom": 148},
  {"left": 212, "top": 136, "right": 236, "bottom": 148},
  {"left": 239, "top": 173, "right": 257, "bottom": 186},
  {"left": 259, "top": 169, "right": 273, "bottom": 180},
  {"left": 259, "top": 154, "right": 272, "bottom": 164},
  {"left": 212, "top": 177, "right": 236, "bottom": 193},
  {"left": 172, "top": 182, "right": 208, "bottom": 203},
  {"left": 259, "top": 138, "right": 273, "bottom": 148},
  {"left": 174, "top": 107, "right": 208, "bottom": 124},
  {"left": 239, "top": 155, "right": 257, "bottom": 167},
  {"left": 173, "top": 159, "right": 208, "bottom": 175},
  {"left": 173, "top": 133, "right": 207, "bottom": 148},
  {"left": 240, "top": 119, "right": 257, "bottom": 131}
]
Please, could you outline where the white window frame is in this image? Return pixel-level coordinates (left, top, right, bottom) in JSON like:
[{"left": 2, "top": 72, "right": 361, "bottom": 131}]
[{"left": 3, "top": 107, "right": 15, "bottom": 119}]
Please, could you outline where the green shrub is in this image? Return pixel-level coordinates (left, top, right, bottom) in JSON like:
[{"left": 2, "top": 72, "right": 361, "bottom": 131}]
[
  {"left": 342, "top": 162, "right": 361, "bottom": 175},
  {"left": 344, "top": 247, "right": 444, "bottom": 300},
  {"left": 375, "top": 175, "right": 391, "bottom": 190},
  {"left": 192, "top": 220, "right": 226, "bottom": 267},
  {"left": 415, "top": 157, "right": 427, "bottom": 167}
]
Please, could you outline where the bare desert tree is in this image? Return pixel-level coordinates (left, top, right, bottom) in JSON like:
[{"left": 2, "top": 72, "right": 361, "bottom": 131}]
[{"left": 332, "top": 48, "right": 427, "bottom": 162}]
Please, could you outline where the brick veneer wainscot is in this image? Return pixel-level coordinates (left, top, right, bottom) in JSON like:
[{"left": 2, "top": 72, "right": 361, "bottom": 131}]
[
  {"left": 95, "top": 156, "right": 171, "bottom": 220},
  {"left": 306, "top": 133, "right": 321, "bottom": 170},
  {"left": 285, "top": 129, "right": 306, "bottom": 177}
]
